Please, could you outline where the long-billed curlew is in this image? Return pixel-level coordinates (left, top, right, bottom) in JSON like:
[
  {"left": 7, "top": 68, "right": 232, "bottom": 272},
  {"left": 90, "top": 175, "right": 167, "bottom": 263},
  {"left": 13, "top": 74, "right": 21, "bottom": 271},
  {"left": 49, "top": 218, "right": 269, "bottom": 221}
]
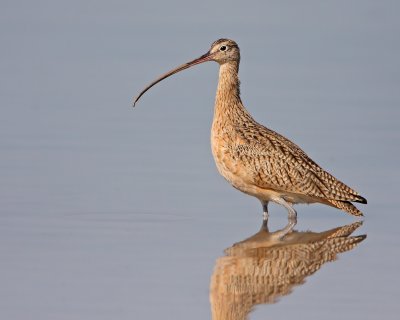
[{"left": 133, "top": 39, "right": 367, "bottom": 229}]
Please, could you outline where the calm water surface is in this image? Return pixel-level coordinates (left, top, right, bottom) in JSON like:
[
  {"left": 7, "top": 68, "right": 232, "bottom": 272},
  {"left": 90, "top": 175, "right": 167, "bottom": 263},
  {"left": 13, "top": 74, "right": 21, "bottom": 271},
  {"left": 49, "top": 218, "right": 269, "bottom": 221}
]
[{"left": 0, "top": 1, "right": 399, "bottom": 319}]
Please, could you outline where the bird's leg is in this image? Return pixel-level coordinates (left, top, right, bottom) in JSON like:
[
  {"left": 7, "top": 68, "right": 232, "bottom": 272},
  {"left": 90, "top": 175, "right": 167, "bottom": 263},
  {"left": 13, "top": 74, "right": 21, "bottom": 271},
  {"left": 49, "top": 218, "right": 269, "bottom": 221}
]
[
  {"left": 274, "top": 197, "right": 297, "bottom": 221},
  {"left": 261, "top": 201, "right": 269, "bottom": 221},
  {"left": 273, "top": 197, "right": 297, "bottom": 239},
  {"left": 273, "top": 220, "right": 296, "bottom": 240}
]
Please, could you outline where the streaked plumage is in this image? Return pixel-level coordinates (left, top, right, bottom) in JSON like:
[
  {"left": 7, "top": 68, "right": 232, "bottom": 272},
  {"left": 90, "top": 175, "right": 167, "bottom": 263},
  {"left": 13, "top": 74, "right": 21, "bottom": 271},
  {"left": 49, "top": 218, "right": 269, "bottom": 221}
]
[{"left": 134, "top": 38, "right": 367, "bottom": 224}]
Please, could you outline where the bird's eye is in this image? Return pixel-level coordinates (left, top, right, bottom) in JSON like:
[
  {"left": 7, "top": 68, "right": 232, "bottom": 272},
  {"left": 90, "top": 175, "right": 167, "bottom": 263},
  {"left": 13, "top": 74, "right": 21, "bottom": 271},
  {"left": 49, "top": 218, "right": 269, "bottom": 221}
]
[{"left": 219, "top": 45, "right": 227, "bottom": 51}]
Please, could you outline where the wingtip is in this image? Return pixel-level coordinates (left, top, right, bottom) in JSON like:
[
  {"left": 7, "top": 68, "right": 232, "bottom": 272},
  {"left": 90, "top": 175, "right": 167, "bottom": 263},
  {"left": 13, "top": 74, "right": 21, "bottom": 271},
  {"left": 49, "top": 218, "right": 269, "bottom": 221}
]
[
  {"left": 357, "top": 195, "right": 367, "bottom": 204},
  {"left": 355, "top": 234, "right": 367, "bottom": 242}
]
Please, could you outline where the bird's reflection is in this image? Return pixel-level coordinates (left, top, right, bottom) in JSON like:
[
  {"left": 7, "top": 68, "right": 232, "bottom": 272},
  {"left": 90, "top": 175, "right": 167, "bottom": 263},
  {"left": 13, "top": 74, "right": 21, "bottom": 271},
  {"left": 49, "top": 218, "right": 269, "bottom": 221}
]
[{"left": 210, "top": 220, "right": 366, "bottom": 320}]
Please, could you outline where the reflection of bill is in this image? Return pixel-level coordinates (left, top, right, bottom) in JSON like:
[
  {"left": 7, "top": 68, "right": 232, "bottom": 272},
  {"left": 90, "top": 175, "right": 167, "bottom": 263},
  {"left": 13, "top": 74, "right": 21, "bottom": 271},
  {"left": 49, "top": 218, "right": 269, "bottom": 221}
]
[{"left": 210, "top": 221, "right": 366, "bottom": 320}]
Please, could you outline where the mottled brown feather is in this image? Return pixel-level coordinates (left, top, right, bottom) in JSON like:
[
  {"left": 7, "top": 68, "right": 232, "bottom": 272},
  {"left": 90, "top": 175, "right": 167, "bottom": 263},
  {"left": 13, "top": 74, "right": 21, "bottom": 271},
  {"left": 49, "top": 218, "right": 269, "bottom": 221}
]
[{"left": 210, "top": 39, "right": 366, "bottom": 216}]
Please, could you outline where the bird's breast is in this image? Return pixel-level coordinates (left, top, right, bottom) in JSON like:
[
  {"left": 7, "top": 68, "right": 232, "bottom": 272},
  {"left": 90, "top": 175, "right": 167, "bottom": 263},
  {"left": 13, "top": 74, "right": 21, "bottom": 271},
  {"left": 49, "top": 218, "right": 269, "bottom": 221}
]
[{"left": 210, "top": 120, "right": 251, "bottom": 190}]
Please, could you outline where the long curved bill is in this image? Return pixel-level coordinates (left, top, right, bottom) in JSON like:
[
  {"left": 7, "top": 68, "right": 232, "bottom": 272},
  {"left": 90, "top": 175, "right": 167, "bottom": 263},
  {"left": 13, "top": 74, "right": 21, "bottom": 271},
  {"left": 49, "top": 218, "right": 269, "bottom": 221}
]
[{"left": 133, "top": 51, "right": 213, "bottom": 107}]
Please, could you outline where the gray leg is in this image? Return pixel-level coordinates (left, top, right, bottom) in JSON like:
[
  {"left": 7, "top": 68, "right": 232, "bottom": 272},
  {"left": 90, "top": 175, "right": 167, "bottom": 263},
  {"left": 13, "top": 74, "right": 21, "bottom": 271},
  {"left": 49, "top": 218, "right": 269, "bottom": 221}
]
[
  {"left": 273, "top": 197, "right": 297, "bottom": 221},
  {"left": 273, "top": 197, "right": 297, "bottom": 239},
  {"left": 261, "top": 200, "right": 269, "bottom": 221},
  {"left": 273, "top": 220, "right": 296, "bottom": 240}
]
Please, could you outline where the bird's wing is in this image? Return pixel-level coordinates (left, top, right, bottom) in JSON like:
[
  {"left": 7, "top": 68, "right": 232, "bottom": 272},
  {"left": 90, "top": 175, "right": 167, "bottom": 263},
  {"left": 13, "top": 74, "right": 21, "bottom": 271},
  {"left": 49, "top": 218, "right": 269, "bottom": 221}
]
[{"left": 233, "top": 123, "right": 363, "bottom": 202}]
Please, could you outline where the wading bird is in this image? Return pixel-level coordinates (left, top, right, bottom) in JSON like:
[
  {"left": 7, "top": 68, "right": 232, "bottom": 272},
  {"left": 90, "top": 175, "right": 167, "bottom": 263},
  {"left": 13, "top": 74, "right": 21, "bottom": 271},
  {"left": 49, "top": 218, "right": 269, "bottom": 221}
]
[{"left": 133, "top": 39, "right": 366, "bottom": 231}]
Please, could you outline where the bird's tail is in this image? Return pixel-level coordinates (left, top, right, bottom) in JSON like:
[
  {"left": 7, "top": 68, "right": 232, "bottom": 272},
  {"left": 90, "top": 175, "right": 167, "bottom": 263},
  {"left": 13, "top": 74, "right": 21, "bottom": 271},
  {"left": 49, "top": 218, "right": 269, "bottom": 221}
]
[{"left": 328, "top": 199, "right": 364, "bottom": 217}]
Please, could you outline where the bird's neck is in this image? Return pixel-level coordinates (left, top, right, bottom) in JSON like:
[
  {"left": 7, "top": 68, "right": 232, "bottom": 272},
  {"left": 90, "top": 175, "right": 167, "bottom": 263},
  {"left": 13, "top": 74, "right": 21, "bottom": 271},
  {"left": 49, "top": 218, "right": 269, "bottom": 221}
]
[
  {"left": 214, "top": 62, "right": 253, "bottom": 125},
  {"left": 216, "top": 62, "right": 241, "bottom": 102}
]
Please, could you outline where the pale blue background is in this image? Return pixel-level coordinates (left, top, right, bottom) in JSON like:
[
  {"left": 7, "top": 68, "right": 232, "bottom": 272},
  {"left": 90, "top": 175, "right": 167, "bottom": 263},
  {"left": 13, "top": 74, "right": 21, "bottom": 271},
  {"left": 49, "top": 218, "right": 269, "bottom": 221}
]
[{"left": 1, "top": 1, "right": 399, "bottom": 319}]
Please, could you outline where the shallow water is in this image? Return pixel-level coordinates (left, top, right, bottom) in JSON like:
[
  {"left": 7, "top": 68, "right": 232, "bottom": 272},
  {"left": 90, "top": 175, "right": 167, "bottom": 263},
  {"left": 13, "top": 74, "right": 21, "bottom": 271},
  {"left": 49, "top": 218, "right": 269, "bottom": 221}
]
[{"left": 1, "top": 1, "right": 399, "bottom": 319}]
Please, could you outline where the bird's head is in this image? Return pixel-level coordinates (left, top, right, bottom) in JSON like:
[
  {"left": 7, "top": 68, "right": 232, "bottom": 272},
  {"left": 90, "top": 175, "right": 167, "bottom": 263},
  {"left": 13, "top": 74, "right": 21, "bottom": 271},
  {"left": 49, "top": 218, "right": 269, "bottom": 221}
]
[
  {"left": 133, "top": 38, "right": 240, "bottom": 106},
  {"left": 208, "top": 38, "right": 240, "bottom": 65}
]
